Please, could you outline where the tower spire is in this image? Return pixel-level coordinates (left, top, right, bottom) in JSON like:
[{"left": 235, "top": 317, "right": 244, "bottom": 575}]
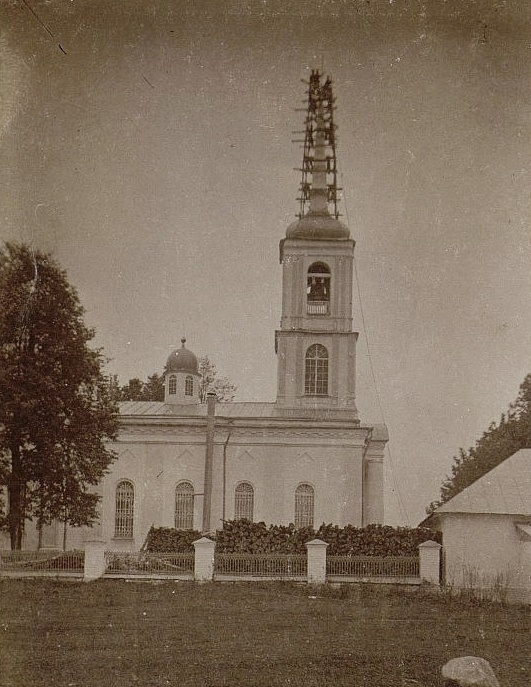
[
  {"left": 297, "top": 69, "right": 340, "bottom": 220},
  {"left": 276, "top": 71, "right": 357, "bottom": 416}
]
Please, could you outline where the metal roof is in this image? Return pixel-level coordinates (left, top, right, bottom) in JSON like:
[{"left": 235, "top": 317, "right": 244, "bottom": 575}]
[
  {"left": 118, "top": 401, "right": 366, "bottom": 425},
  {"left": 435, "top": 448, "right": 531, "bottom": 516},
  {"left": 120, "top": 401, "right": 178, "bottom": 416},
  {"left": 119, "top": 401, "right": 277, "bottom": 419}
]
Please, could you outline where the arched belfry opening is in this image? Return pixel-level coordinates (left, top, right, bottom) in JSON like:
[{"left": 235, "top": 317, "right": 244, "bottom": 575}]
[{"left": 307, "top": 262, "right": 330, "bottom": 315}]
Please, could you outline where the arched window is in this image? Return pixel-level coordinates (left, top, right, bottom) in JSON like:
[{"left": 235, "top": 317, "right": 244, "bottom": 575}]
[
  {"left": 168, "top": 375, "right": 177, "bottom": 395},
  {"left": 115, "top": 480, "right": 134, "bottom": 538},
  {"left": 185, "top": 375, "right": 194, "bottom": 396},
  {"left": 295, "top": 484, "right": 314, "bottom": 528},
  {"left": 175, "top": 481, "right": 194, "bottom": 529},
  {"left": 234, "top": 482, "right": 254, "bottom": 521},
  {"left": 305, "top": 344, "right": 328, "bottom": 396},
  {"left": 307, "top": 262, "right": 330, "bottom": 315}
]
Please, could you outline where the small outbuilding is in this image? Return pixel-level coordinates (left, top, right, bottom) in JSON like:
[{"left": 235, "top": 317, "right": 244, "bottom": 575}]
[{"left": 425, "top": 449, "right": 531, "bottom": 604}]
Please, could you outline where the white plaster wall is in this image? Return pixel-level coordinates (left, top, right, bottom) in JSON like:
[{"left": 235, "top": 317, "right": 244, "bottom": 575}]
[
  {"left": 98, "top": 424, "right": 369, "bottom": 548},
  {"left": 221, "top": 443, "right": 364, "bottom": 526},
  {"left": 101, "top": 440, "right": 207, "bottom": 548},
  {"left": 1, "top": 520, "right": 86, "bottom": 551},
  {"left": 280, "top": 240, "right": 354, "bottom": 331},
  {"left": 441, "top": 513, "right": 521, "bottom": 595},
  {"left": 363, "top": 458, "right": 384, "bottom": 525},
  {"left": 516, "top": 540, "right": 531, "bottom": 604},
  {"left": 275, "top": 331, "right": 358, "bottom": 409}
]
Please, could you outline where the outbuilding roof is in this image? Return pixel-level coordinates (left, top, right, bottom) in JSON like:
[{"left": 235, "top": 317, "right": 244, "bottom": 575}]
[{"left": 434, "top": 448, "right": 531, "bottom": 516}]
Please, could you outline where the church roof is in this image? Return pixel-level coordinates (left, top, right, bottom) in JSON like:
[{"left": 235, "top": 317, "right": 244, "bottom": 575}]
[
  {"left": 119, "top": 401, "right": 277, "bottom": 418},
  {"left": 286, "top": 212, "right": 350, "bottom": 241},
  {"left": 433, "top": 449, "right": 531, "bottom": 517},
  {"left": 165, "top": 338, "right": 198, "bottom": 375},
  {"left": 118, "top": 400, "right": 372, "bottom": 425}
]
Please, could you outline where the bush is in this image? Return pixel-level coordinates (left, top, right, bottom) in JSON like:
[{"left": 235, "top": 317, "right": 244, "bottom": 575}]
[{"left": 145, "top": 521, "right": 441, "bottom": 555}]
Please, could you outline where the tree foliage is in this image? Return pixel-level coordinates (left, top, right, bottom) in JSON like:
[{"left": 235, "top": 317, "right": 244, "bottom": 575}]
[
  {"left": 118, "top": 373, "right": 164, "bottom": 402},
  {"left": 119, "top": 356, "right": 236, "bottom": 403},
  {"left": 197, "top": 355, "right": 237, "bottom": 403},
  {"left": 0, "top": 242, "right": 119, "bottom": 549},
  {"left": 428, "top": 374, "right": 531, "bottom": 513}
]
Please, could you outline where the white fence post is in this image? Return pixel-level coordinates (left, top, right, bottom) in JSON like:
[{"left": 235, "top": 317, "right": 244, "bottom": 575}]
[
  {"left": 193, "top": 537, "right": 215, "bottom": 582},
  {"left": 306, "top": 538, "right": 328, "bottom": 584},
  {"left": 418, "top": 540, "right": 442, "bottom": 585},
  {"left": 84, "top": 539, "right": 107, "bottom": 581}
]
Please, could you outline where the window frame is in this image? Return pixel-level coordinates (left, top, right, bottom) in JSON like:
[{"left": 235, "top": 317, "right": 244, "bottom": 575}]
[
  {"left": 294, "top": 483, "right": 315, "bottom": 528},
  {"left": 175, "top": 481, "right": 194, "bottom": 530},
  {"left": 114, "top": 480, "right": 134, "bottom": 539},
  {"left": 168, "top": 374, "right": 177, "bottom": 395},
  {"left": 304, "top": 343, "right": 329, "bottom": 396},
  {"left": 234, "top": 482, "right": 254, "bottom": 522}
]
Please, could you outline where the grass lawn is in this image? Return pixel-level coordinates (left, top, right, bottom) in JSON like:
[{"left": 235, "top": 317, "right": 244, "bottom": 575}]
[{"left": 0, "top": 580, "right": 529, "bottom": 687}]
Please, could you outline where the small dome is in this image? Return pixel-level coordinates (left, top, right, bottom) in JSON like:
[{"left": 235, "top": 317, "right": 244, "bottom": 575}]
[
  {"left": 165, "top": 338, "right": 199, "bottom": 375},
  {"left": 286, "top": 211, "right": 350, "bottom": 240}
]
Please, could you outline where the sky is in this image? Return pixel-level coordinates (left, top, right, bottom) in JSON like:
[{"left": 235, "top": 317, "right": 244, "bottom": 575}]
[{"left": 1, "top": 0, "right": 531, "bottom": 526}]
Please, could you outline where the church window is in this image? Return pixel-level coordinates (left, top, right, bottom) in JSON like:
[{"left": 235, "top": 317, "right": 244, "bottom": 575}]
[
  {"left": 234, "top": 482, "right": 254, "bottom": 521},
  {"left": 175, "top": 481, "right": 194, "bottom": 529},
  {"left": 305, "top": 344, "right": 328, "bottom": 395},
  {"left": 168, "top": 375, "right": 177, "bottom": 395},
  {"left": 115, "top": 480, "right": 134, "bottom": 538},
  {"left": 307, "top": 262, "right": 330, "bottom": 315},
  {"left": 185, "top": 375, "right": 194, "bottom": 396},
  {"left": 295, "top": 484, "right": 314, "bottom": 528}
]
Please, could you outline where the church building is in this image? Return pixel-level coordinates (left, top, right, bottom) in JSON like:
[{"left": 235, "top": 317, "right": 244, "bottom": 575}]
[
  {"left": 95, "top": 71, "right": 388, "bottom": 551},
  {"left": 15, "top": 72, "right": 388, "bottom": 551}
]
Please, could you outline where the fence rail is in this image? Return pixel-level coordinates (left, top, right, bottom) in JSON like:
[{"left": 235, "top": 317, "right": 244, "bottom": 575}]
[
  {"left": 307, "top": 301, "right": 329, "bottom": 315},
  {"left": 104, "top": 551, "right": 194, "bottom": 577},
  {"left": 1, "top": 546, "right": 434, "bottom": 585},
  {"left": 327, "top": 555, "right": 419, "bottom": 578},
  {"left": 0, "top": 549, "right": 84, "bottom": 574},
  {"left": 215, "top": 553, "right": 307, "bottom": 578}
]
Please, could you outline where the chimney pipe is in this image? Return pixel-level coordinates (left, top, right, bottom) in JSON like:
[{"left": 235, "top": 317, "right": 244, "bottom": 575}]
[{"left": 202, "top": 391, "right": 216, "bottom": 532}]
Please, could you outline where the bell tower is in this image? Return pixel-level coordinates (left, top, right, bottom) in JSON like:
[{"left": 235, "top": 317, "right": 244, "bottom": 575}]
[{"left": 275, "top": 71, "right": 358, "bottom": 417}]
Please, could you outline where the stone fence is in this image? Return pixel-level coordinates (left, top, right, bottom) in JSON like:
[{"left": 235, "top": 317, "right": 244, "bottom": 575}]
[{"left": 82, "top": 537, "right": 442, "bottom": 585}]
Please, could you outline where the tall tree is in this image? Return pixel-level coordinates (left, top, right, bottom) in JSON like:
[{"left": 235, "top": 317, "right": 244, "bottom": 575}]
[
  {"left": 428, "top": 374, "right": 531, "bottom": 512},
  {"left": 0, "top": 243, "right": 119, "bottom": 549},
  {"left": 119, "top": 358, "right": 236, "bottom": 403},
  {"left": 143, "top": 373, "right": 165, "bottom": 401},
  {"left": 119, "top": 377, "right": 145, "bottom": 401},
  {"left": 118, "top": 374, "right": 164, "bottom": 402}
]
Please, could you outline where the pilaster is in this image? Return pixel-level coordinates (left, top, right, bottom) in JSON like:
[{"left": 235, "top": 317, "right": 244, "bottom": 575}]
[
  {"left": 418, "top": 540, "right": 442, "bottom": 585},
  {"left": 193, "top": 537, "right": 215, "bottom": 582},
  {"left": 306, "top": 538, "right": 328, "bottom": 584}
]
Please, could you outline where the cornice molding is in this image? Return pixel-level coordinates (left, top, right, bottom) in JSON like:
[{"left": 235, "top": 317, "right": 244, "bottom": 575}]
[{"left": 115, "top": 423, "right": 374, "bottom": 446}]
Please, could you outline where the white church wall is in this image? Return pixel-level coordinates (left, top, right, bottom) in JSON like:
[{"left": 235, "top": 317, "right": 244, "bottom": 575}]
[
  {"left": 441, "top": 513, "right": 521, "bottom": 596},
  {"left": 100, "top": 440, "right": 204, "bottom": 548},
  {"left": 98, "top": 423, "right": 371, "bottom": 549}
]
